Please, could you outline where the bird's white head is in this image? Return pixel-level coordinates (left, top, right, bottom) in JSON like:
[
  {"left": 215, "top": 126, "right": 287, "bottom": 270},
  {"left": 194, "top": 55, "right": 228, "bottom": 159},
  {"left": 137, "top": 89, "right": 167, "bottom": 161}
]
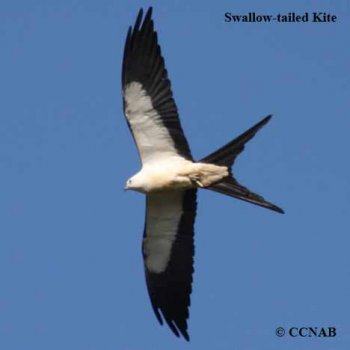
[{"left": 124, "top": 173, "right": 146, "bottom": 192}]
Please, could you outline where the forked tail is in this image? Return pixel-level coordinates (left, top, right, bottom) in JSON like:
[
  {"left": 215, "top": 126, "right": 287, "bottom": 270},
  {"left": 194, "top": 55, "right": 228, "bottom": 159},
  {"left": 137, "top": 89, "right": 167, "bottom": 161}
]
[{"left": 200, "top": 115, "right": 284, "bottom": 214}]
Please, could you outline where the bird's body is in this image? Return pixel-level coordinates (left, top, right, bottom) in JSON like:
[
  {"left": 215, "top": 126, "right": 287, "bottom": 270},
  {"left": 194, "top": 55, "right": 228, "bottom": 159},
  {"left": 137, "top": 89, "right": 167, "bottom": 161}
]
[
  {"left": 121, "top": 7, "right": 284, "bottom": 341},
  {"left": 127, "top": 159, "right": 228, "bottom": 193}
]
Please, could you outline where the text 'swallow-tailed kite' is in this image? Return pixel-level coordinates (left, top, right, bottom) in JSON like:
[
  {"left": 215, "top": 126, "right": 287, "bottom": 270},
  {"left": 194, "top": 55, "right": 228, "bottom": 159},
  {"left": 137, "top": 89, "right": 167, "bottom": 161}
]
[{"left": 122, "top": 7, "right": 284, "bottom": 341}]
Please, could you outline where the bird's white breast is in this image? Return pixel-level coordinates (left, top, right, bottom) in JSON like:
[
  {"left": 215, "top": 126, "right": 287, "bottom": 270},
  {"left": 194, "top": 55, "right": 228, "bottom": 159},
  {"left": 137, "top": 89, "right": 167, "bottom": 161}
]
[
  {"left": 137, "top": 158, "right": 195, "bottom": 192},
  {"left": 134, "top": 159, "right": 228, "bottom": 193}
]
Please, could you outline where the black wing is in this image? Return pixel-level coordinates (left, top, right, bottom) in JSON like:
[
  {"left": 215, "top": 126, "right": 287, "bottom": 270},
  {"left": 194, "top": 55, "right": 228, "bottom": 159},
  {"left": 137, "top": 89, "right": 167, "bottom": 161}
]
[
  {"left": 142, "top": 190, "right": 197, "bottom": 341},
  {"left": 122, "top": 7, "right": 193, "bottom": 164}
]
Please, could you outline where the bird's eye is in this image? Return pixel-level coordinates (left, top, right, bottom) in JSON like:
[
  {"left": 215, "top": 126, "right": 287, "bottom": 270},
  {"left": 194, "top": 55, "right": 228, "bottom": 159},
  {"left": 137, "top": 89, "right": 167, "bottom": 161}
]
[{"left": 128, "top": 179, "right": 132, "bottom": 184}]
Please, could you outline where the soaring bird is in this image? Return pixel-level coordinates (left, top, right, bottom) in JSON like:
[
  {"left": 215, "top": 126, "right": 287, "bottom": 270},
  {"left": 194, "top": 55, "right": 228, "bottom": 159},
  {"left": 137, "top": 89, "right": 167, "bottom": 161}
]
[{"left": 122, "top": 7, "right": 284, "bottom": 341}]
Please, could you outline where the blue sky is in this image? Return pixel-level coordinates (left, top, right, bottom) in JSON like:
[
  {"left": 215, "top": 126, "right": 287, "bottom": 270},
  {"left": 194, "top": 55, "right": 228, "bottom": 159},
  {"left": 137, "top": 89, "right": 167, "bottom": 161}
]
[{"left": 1, "top": 0, "right": 350, "bottom": 349}]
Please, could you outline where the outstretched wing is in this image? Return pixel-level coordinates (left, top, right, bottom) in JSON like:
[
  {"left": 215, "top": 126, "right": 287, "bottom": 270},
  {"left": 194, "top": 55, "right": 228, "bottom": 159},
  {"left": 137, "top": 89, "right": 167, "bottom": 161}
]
[
  {"left": 142, "top": 190, "right": 197, "bottom": 341},
  {"left": 122, "top": 7, "right": 192, "bottom": 165}
]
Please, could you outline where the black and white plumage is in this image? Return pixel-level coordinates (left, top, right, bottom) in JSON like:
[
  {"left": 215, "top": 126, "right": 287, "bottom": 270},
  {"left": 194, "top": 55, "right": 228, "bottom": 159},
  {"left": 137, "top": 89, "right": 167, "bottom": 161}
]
[{"left": 122, "top": 7, "right": 284, "bottom": 341}]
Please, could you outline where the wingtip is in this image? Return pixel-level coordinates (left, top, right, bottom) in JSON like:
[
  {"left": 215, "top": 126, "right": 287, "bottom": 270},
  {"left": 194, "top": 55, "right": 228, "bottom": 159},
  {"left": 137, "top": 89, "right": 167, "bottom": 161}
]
[
  {"left": 134, "top": 8, "right": 144, "bottom": 31},
  {"left": 152, "top": 305, "right": 164, "bottom": 325},
  {"left": 143, "top": 7, "right": 153, "bottom": 28},
  {"left": 177, "top": 323, "right": 190, "bottom": 341},
  {"left": 183, "top": 332, "right": 190, "bottom": 342},
  {"left": 152, "top": 304, "right": 191, "bottom": 341},
  {"left": 136, "top": 6, "right": 153, "bottom": 23},
  {"left": 146, "top": 6, "right": 153, "bottom": 18}
]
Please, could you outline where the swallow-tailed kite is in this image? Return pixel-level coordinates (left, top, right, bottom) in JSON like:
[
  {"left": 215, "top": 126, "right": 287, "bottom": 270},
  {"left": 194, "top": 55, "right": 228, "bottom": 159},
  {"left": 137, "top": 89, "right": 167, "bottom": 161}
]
[{"left": 122, "top": 7, "right": 284, "bottom": 341}]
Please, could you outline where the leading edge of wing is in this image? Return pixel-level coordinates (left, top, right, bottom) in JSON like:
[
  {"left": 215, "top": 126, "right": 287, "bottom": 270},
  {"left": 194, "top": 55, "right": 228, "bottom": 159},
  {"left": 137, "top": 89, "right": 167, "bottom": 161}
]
[
  {"left": 122, "top": 7, "right": 193, "bottom": 162},
  {"left": 142, "top": 189, "right": 197, "bottom": 341}
]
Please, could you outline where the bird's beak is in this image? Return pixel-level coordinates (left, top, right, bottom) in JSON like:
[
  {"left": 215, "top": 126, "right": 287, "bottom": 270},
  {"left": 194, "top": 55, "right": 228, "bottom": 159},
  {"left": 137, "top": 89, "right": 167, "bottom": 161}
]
[{"left": 124, "top": 186, "right": 128, "bottom": 191}]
